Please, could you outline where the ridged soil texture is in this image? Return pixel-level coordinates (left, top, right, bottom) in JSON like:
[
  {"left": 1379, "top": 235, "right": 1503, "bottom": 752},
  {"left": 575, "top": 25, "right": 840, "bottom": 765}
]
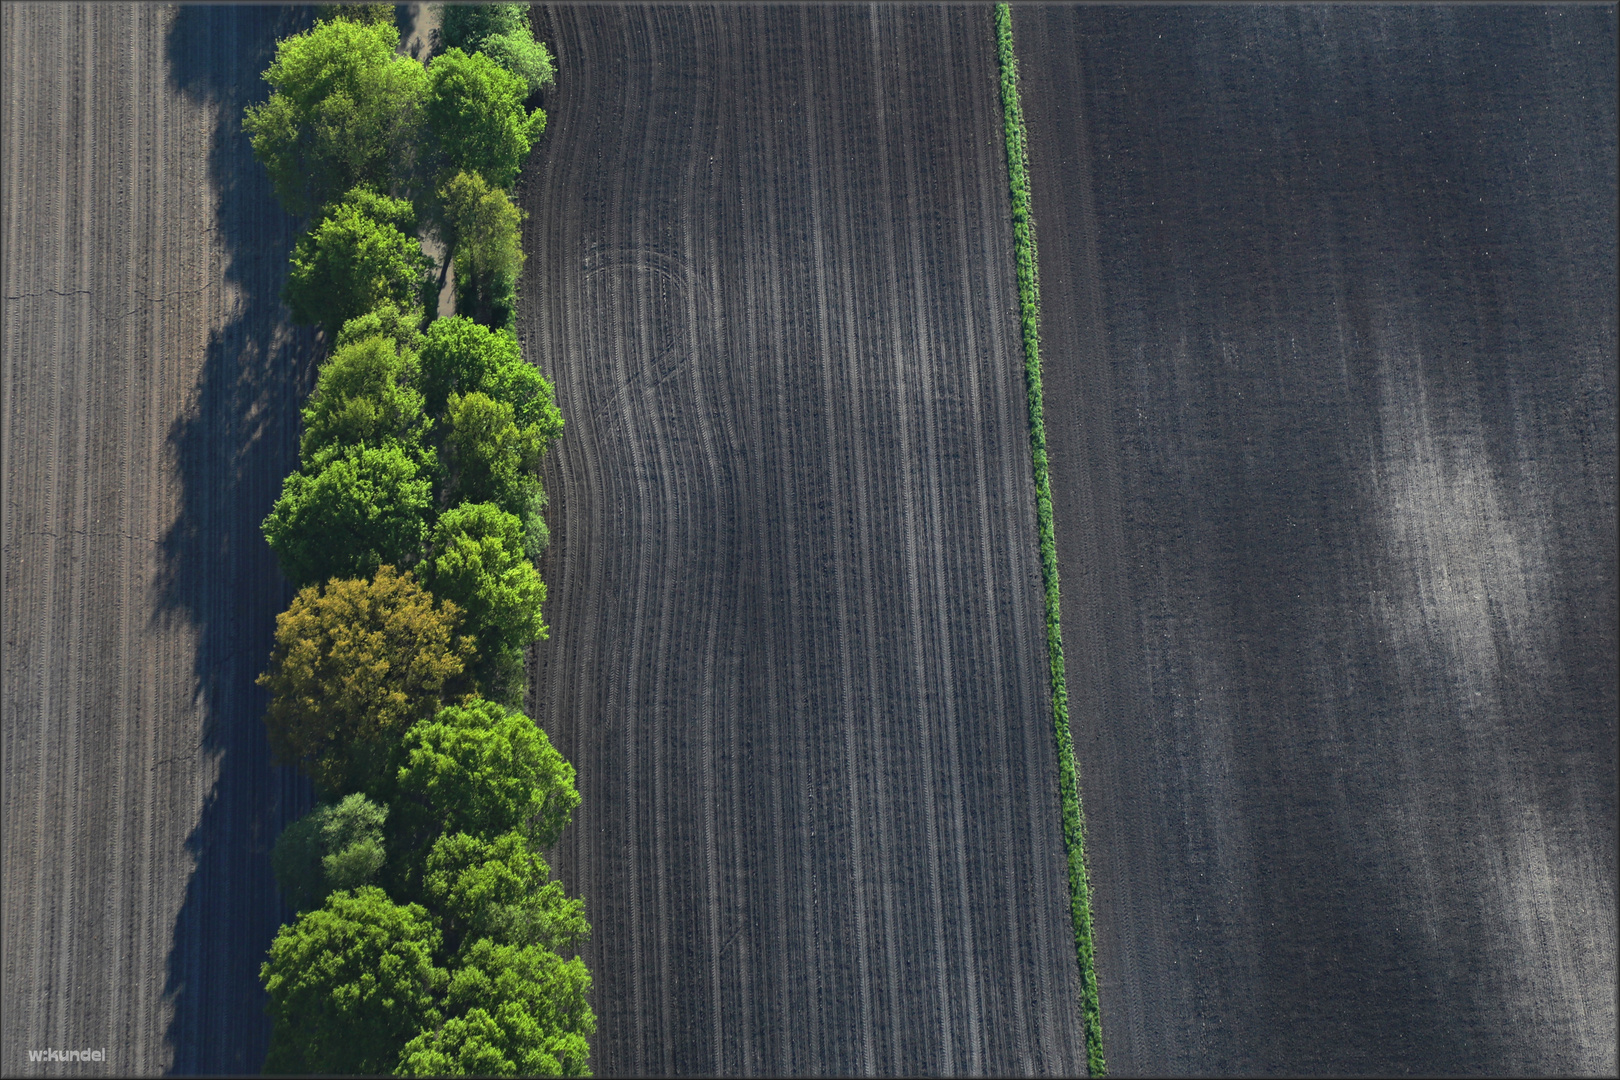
[
  {"left": 1018, "top": 6, "right": 1617, "bottom": 1076},
  {"left": 3, "top": 5, "right": 317, "bottom": 1073},
  {"left": 520, "top": 5, "right": 1088, "bottom": 1075}
]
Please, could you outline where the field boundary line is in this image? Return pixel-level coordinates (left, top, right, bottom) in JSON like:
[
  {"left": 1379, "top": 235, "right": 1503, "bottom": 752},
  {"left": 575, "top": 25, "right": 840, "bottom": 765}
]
[{"left": 992, "top": 5, "right": 1106, "bottom": 1074}]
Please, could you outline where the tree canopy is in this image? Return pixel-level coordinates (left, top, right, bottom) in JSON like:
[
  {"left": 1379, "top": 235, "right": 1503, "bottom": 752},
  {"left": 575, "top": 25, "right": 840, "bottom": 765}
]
[
  {"left": 315, "top": 2, "right": 395, "bottom": 26},
  {"left": 243, "top": 17, "right": 426, "bottom": 218},
  {"left": 443, "top": 391, "right": 546, "bottom": 513},
  {"left": 248, "top": 7, "right": 585, "bottom": 1071},
  {"left": 418, "top": 317, "right": 562, "bottom": 441},
  {"left": 396, "top": 937, "right": 593, "bottom": 1077},
  {"left": 396, "top": 700, "right": 580, "bottom": 853},
  {"left": 263, "top": 442, "right": 436, "bottom": 590},
  {"left": 426, "top": 48, "right": 546, "bottom": 192},
  {"left": 477, "top": 28, "right": 556, "bottom": 99},
  {"left": 439, "top": 4, "right": 555, "bottom": 94},
  {"left": 438, "top": 3, "right": 531, "bottom": 51},
  {"left": 262, "top": 886, "right": 446, "bottom": 1075},
  {"left": 420, "top": 315, "right": 520, "bottom": 420},
  {"left": 422, "top": 829, "right": 589, "bottom": 956},
  {"left": 299, "top": 332, "right": 431, "bottom": 469},
  {"left": 336, "top": 300, "right": 426, "bottom": 356},
  {"left": 427, "top": 501, "right": 546, "bottom": 653},
  {"left": 284, "top": 186, "right": 435, "bottom": 338},
  {"left": 258, "top": 565, "right": 475, "bottom": 795},
  {"left": 441, "top": 171, "right": 525, "bottom": 329},
  {"left": 272, "top": 793, "right": 390, "bottom": 913}
]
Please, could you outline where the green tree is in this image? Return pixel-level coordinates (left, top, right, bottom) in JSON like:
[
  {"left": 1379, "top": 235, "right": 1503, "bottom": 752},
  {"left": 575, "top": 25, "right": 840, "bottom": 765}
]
[
  {"left": 423, "top": 830, "right": 588, "bottom": 956},
  {"left": 418, "top": 317, "right": 563, "bottom": 446},
  {"left": 478, "top": 27, "right": 556, "bottom": 99},
  {"left": 426, "top": 502, "right": 547, "bottom": 699},
  {"left": 481, "top": 351, "right": 562, "bottom": 452},
  {"left": 262, "top": 886, "right": 446, "bottom": 1075},
  {"left": 426, "top": 48, "right": 546, "bottom": 192},
  {"left": 299, "top": 333, "right": 432, "bottom": 469},
  {"left": 258, "top": 565, "right": 475, "bottom": 795},
  {"left": 420, "top": 315, "right": 521, "bottom": 421},
  {"left": 441, "top": 171, "right": 525, "bottom": 329},
  {"left": 243, "top": 17, "right": 427, "bottom": 217},
  {"left": 428, "top": 502, "right": 546, "bottom": 645},
  {"left": 263, "top": 443, "right": 435, "bottom": 589},
  {"left": 443, "top": 391, "right": 545, "bottom": 511},
  {"left": 438, "top": 3, "right": 556, "bottom": 97},
  {"left": 397, "top": 938, "right": 593, "bottom": 1077},
  {"left": 316, "top": 2, "right": 395, "bottom": 25},
  {"left": 336, "top": 300, "right": 426, "bottom": 356},
  {"left": 438, "top": 3, "right": 530, "bottom": 52},
  {"left": 284, "top": 187, "right": 435, "bottom": 338},
  {"left": 396, "top": 700, "right": 580, "bottom": 853},
  {"left": 442, "top": 389, "right": 553, "bottom": 563},
  {"left": 319, "top": 792, "right": 390, "bottom": 889},
  {"left": 272, "top": 793, "right": 391, "bottom": 913}
]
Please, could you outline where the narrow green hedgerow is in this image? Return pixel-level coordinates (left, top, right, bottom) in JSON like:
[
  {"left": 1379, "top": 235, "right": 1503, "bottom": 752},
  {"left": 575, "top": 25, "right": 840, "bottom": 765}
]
[{"left": 993, "top": 4, "right": 1106, "bottom": 1074}]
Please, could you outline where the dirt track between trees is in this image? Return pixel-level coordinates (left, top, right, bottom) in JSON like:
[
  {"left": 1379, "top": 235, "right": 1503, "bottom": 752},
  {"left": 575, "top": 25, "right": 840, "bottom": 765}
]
[
  {"left": 2, "top": 5, "right": 315, "bottom": 1073},
  {"left": 520, "top": 5, "right": 1086, "bottom": 1075},
  {"left": 1020, "top": 6, "right": 1617, "bottom": 1075}
]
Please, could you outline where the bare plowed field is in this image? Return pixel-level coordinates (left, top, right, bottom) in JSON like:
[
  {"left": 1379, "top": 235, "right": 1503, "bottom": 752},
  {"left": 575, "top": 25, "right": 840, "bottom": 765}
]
[
  {"left": 3, "top": 5, "right": 315, "bottom": 1073},
  {"left": 1019, "top": 6, "right": 1617, "bottom": 1075},
  {"left": 520, "top": 5, "right": 1085, "bottom": 1074}
]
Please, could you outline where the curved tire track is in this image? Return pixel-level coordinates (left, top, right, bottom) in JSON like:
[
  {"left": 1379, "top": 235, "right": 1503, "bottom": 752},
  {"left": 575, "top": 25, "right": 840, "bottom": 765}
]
[{"left": 520, "top": 6, "right": 1087, "bottom": 1075}]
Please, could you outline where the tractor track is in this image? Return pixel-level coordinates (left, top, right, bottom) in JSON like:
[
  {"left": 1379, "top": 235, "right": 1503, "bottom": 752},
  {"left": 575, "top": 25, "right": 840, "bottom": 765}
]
[{"left": 521, "top": 5, "right": 1086, "bottom": 1074}]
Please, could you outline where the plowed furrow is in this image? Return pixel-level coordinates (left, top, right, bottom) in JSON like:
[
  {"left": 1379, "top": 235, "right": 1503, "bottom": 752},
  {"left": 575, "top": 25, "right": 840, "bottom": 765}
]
[
  {"left": 521, "top": 6, "right": 1088, "bottom": 1074},
  {"left": 4, "top": 5, "right": 311, "bottom": 1073}
]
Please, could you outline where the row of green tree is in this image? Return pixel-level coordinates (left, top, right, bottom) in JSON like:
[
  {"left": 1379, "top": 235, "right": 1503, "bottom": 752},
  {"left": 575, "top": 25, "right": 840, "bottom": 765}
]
[
  {"left": 244, "top": 6, "right": 593, "bottom": 1075},
  {"left": 246, "top": 2, "right": 539, "bottom": 330},
  {"left": 993, "top": 4, "right": 1105, "bottom": 1074}
]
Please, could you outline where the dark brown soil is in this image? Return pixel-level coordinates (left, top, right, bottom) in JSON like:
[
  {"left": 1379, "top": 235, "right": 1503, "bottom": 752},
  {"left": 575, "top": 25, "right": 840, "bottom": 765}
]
[
  {"left": 519, "top": 5, "right": 1086, "bottom": 1075},
  {"left": 3, "top": 5, "right": 316, "bottom": 1073},
  {"left": 1019, "top": 6, "right": 1617, "bottom": 1075}
]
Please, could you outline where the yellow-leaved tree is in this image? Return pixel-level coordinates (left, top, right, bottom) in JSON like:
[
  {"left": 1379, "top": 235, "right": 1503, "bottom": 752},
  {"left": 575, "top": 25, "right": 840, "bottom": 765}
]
[{"left": 258, "top": 564, "right": 477, "bottom": 796}]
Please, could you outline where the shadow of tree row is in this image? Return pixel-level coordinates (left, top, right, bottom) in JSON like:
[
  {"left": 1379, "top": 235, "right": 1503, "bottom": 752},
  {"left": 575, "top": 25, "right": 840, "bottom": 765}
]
[
  {"left": 157, "top": 6, "right": 316, "bottom": 1074},
  {"left": 155, "top": 5, "right": 577, "bottom": 1070}
]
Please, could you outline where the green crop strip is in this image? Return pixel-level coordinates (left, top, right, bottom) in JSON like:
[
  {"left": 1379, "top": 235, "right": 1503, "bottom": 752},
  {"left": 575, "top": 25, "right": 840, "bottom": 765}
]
[{"left": 993, "top": 4, "right": 1106, "bottom": 1074}]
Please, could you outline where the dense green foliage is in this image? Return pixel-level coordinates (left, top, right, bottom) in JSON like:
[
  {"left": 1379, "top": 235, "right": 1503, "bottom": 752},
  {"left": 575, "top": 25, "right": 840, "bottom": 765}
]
[
  {"left": 272, "top": 793, "right": 391, "bottom": 912},
  {"left": 285, "top": 187, "right": 435, "bottom": 337},
  {"left": 315, "top": 2, "right": 395, "bottom": 26},
  {"left": 441, "top": 170, "right": 525, "bottom": 329},
  {"left": 419, "top": 317, "right": 563, "bottom": 442},
  {"left": 336, "top": 300, "right": 427, "bottom": 356},
  {"left": 262, "top": 443, "right": 436, "bottom": 589},
  {"left": 243, "top": 17, "right": 426, "bottom": 218},
  {"left": 994, "top": 5, "right": 1105, "bottom": 1073},
  {"left": 250, "top": 12, "right": 584, "bottom": 1072},
  {"left": 422, "top": 830, "right": 589, "bottom": 955},
  {"left": 440, "top": 172, "right": 523, "bottom": 280},
  {"left": 262, "top": 696, "right": 594, "bottom": 1076},
  {"left": 419, "top": 315, "right": 519, "bottom": 420},
  {"left": 262, "top": 887, "right": 447, "bottom": 1075},
  {"left": 258, "top": 565, "right": 475, "bottom": 795},
  {"left": 442, "top": 391, "right": 547, "bottom": 525},
  {"left": 438, "top": 3, "right": 530, "bottom": 53},
  {"left": 440, "top": 3, "right": 556, "bottom": 99},
  {"left": 426, "top": 48, "right": 546, "bottom": 192},
  {"left": 396, "top": 700, "right": 580, "bottom": 853},
  {"left": 427, "top": 502, "right": 548, "bottom": 696},
  {"left": 477, "top": 28, "right": 557, "bottom": 99},
  {"left": 299, "top": 333, "right": 431, "bottom": 469},
  {"left": 397, "top": 936, "right": 593, "bottom": 1076}
]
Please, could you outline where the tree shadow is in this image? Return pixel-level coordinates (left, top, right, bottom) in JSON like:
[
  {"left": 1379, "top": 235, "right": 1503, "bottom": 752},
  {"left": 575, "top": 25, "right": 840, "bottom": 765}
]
[{"left": 156, "top": 6, "right": 318, "bottom": 1073}]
